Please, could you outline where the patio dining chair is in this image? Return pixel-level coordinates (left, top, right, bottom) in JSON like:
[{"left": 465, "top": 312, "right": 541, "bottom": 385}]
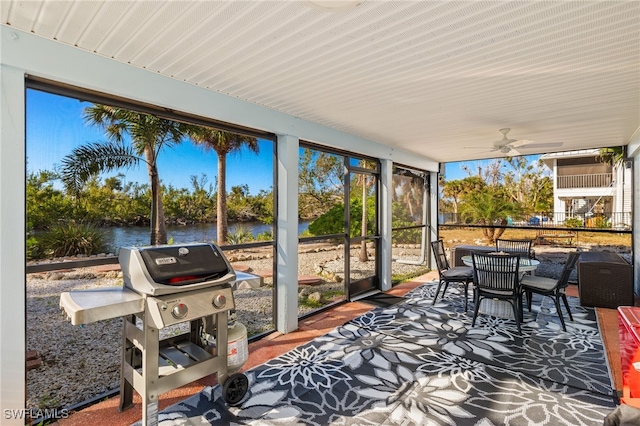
[
  {"left": 430, "top": 239, "right": 474, "bottom": 310},
  {"left": 520, "top": 251, "right": 581, "bottom": 331},
  {"left": 496, "top": 238, "right": 535, "bottom": 259},
  {"left": 471, "top": 252, "right": 522, "bottom": 333}
]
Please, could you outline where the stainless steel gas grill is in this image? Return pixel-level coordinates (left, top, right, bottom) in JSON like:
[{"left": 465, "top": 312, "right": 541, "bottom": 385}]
[{"left": 60, "top": 243, "right": 250, "bottom": 426}]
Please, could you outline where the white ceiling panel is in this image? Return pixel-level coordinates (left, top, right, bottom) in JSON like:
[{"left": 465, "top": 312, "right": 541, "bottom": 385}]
[{"left": 3, "top": 0, "right": 639, "bottom": 164}]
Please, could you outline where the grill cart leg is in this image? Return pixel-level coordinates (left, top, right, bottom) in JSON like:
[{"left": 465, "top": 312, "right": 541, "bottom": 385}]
[
  {"left": 141, "top": 323, "right": 160, "bottom": 426},
  {"left": 215, "top": 311, "right": 229, "bottom": 386},
  {"left": 119, "top": 315, "right": 135, "bottom": 412},
  {"left": 190, "top": 318, "right": 202, "bottom": 345}
]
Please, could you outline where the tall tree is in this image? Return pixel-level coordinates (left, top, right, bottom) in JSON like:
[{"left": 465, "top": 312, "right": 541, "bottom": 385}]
[
  {"left": 352, "top": 173, "right": 375, "bottom": 262},
  {"left": 187, "top": 127, "right": 259, "bottom": 244},
  {"left": 502, "top": 157, "right": 554, "bottom": 215},
  {"left": 458, "top": 187, "right": 520, "bottom": 243},
  {"left": 60, "top": 105, "right": 189, "bottom": 245},
  {"left": 441, "top": 179, "right": 465, "bottom": 220},
  {"left": 597, "top": 146, "right": 625, "bottom": 166},
  {"left": 461, "top": 159, "right": 504, "bottom": 185},
  {"left": 298, "top": 149, "right": 344, "bottom": 219},
  {"left": 441, "top": 176, "right": 486, "bottom": 222},
  {"left": 396, "top": 171, "right": 424, "bottom": 221}
]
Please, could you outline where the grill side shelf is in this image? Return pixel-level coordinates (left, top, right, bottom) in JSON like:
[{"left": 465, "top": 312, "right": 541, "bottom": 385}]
[{"left": 59, "top": 287, "right": 145, "bottom": 325}]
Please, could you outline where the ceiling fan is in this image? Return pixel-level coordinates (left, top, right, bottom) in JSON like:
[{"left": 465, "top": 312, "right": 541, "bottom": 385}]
[{"left": 467, "top": 128, "right": 563, "bottom": 155}]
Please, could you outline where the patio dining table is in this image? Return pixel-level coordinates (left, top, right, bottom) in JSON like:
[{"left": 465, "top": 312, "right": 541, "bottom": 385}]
[
  {"left": 461, "top": 255, "right": 540, "bottom": 275},
  {"left": 461, "top": 254, "right": 540, "bottom": 319}
]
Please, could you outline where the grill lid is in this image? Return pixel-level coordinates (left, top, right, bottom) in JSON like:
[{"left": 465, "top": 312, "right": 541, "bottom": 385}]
[
  {"left": 120, "top": 243, "right": 235, "bottom": 296},
  {"left": 139, "top": 244, "right": 229, "bottom": 285}
]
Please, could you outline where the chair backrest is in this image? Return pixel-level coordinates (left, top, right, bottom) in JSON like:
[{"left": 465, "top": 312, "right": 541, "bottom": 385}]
[
  {"left": 431, "top": 239, "right": 451, "bottom": 273},
  {"left": 496, "top": 239, "right": 533, "bottom": 257},
  {"left": 471, "top": 252, "right": 520, "bottom": 294},
  {"left": 556, "top": 251, "right": 581, "bottom": 290}
]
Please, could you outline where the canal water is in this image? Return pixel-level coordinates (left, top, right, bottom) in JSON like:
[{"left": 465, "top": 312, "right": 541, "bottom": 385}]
[{"left": 102, "top": 221, "right": 310, "bottom": 250}]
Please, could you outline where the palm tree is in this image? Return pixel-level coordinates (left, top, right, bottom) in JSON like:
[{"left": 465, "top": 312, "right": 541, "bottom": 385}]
[
  {"left": 597, "top": 146, "right": 625, "bottom": 167},
  {"left": 459, "top": 188, "right": 520, "bottom": 243},
  {"left": 60, "top": 105, "right": 189, "bottom": 245},
  {"left": 187, "top": 127, "right": 259, "bottom": 244},
  {"left": 441, "top": 176, "right": 486, "bottom": 223},
  {"left": 357, "top": 174, "right": 374, "bottom": 262}
]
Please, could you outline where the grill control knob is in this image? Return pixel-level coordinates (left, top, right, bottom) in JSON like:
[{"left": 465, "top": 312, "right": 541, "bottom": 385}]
[
  {"left": 213, "top": 294, "right": 226, "bottom": 309},
  {"left": 171, "top": 303, "right": 188, "bottom": 319}
]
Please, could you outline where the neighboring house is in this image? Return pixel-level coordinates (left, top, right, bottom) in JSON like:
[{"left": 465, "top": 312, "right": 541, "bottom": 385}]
[{"left": 540, "top": 149, "right": 632, "bottom": 229}]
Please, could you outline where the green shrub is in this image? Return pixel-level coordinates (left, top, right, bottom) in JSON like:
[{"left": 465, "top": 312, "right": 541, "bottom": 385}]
[
  {"left": 590, "top": 216, "right": 611, "bottom": 229},
  {"left": 391, "top": 220, "right": 423, "bottom": 244},
  {"left": 26, "top": 235, "right": 41, "bottom": 260},
  {"left": 391, "top": 202, "right": 423, "bottom": 244},
  {"left": 308, "top": 198, "right": 375, "bottom": 238},
  {"left": 564, "top": 218, "right": 583, "bottom": 228},
  {"left": 38, "top": 222, "right": 107, "bottom": 258},
  {"left": 298, "top": 229, "right": 313, "bottom": 238},
  {"left": 227, "top": 224, "right": 254, "bottom": 244},
  {"left": 308, "top": 203, "right": 345, "bottom": 236},
  {"left": 255, "top": 230, "right": 273, "bottom": 241}
]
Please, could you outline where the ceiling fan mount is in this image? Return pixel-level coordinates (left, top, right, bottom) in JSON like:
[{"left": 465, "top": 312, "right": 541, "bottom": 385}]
[
  {"left": 494, "top": 128, "right": 518, "bottom": 151},
  {"left": 463, "top": 129, "right": 564, "bottom": 155}
]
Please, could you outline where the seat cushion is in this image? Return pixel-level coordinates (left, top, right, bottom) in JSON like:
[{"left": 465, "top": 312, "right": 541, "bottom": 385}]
[
  {"left": 521, "top": 275, "right": 558, "bottom": 291},
  {"left": 442, "top": 266, "right": 473, "bottom": 280},
  {"left": 479, "top": 289, "right": 514, "bottom": 297}
]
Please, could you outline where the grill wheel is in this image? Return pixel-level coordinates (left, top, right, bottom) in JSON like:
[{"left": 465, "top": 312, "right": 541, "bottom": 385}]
[{"left": 222, "top": 372, "right": 249, "bottom": 405}]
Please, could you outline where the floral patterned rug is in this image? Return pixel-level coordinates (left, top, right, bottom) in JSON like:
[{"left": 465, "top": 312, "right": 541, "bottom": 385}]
[{"left": 144, "top": 281, "right": 617, "bottom": 425}]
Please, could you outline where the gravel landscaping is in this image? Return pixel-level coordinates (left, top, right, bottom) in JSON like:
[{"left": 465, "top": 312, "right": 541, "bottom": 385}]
[{"left": 26, "top": 243, "right": 426, "bottom": 411}]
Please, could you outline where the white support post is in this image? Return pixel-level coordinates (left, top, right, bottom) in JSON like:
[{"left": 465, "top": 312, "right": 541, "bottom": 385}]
[
  {"left": 379, "top": 159, "right": 393, "bottom": 291},
  {"left": 630, "top": 142, "right": 640, "bottom": 297},
  {"left": 557, "top": 199, "right": 566, "bottom": 224},
  {"left": 552, "top": 159, "right": 564, "bottom": 223},
  {"left": 0, "top": 64, "right": 27, "bottom": 424},
  {"left": 429, "top": 171, "right": 439, "bottom": 269},
  {"left": 276, "top": 134, "right": 299, "bottom": 333}
]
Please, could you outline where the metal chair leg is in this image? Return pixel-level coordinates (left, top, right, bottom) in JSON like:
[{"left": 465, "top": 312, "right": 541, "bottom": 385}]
[
  {"left": 511, "top": 297, "right": 522, "bottom": 333},
  {"left": 554, "top": 295, "right": 567, "bottom": 331},
  {"left": 432, "top": 280, "right": 444, "bottom": 305},
  {"left": 463, "top": 281, "right": 469, "bottom": 311},
  {"left": 471, "top": 295, "right": 482, "bottom": 327},
  {"left": 561, "top": 294, "right": 573, "bottom": 321}
]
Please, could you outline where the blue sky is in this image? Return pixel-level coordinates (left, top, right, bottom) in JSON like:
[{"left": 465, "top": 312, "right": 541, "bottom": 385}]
[
  {"left": 26, "top": 89, "right": 274, "bottom": 194},
  {"left": 27, "top": 89, "right": 546, "bottom": 191},
  {"left": 443, "top": 155, "right": 545, "bottom": 182}
]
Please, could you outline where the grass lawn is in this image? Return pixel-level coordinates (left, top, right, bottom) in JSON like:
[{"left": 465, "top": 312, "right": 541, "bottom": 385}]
[{"left": 438, "top": 226, "right": 631, "bottom": 253}]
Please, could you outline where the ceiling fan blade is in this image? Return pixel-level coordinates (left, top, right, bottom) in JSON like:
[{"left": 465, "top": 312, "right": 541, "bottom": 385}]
[
  {"left": 516, "top": 142, "right": 564, "bottom": 149},
  {"left": 462, "top": 146, "right": 499, "bottom": 151},
  {"left": 496, "top": 138, "right": 517, "bottom": 145}
]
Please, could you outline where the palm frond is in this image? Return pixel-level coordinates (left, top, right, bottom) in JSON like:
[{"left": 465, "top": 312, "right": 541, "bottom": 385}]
[
  {"left": 188, "top": 127, "right": 259, "bottom": 156},
  {"left": 60, "top": 141, "right": 141, "bottom": 194},
  {"left": 597, "top": 146, "right": 625, "bottom": 166}
]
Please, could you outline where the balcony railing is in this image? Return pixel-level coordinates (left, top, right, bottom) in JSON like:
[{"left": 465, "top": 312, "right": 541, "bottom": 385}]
[{"left": 557, "top": 173, "right": 613, "bottom": 189}]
